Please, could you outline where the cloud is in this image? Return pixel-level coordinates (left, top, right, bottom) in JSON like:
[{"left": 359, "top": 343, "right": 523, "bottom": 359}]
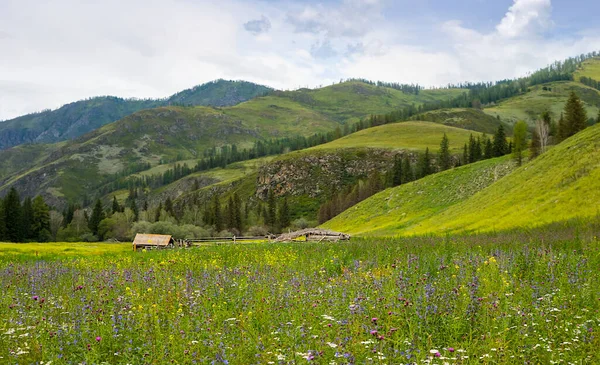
[
  {"left": 311, "top": 40, "right": 338, "bottom": 59},
  {"left": 286, "top": 0, "right": 384, "bottom": 38},
  {"left": 496, "top": 0, "right": 553, "bottom": 38},
  {"left": 244, "top": 15, "right": 271, "bottom": 35}
]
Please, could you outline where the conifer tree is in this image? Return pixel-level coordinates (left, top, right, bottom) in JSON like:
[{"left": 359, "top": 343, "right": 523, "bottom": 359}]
[
  {"left": 266, "top": 190, "right": 276, "bottom": 230},
  {"left": 88, "top": 199, "right": 105, "bottom": 236},
  {"left": 558, "top": 112, "right": 567, "bottom": 141},
  {"left": 278, "top": 197, "right": 290, "bottom": 231},
  {"left": 155, "top": 202, "right": 162, "bottom": 222},
  {"left": 438, "top": 133, "right": 451, "bottom": 171},
  {"left": 484, "top": 136, "right": 493, "bottom": 159},
  {"left": 597, "top": 109, "right": 600, "bottom": 125},
  {"left": 463, "top": 143, "right": 468, "bottom": 164},
  {"left": 129, "top": 199, "right": 139, "bottom": 222},
  {"left": 418, "top": 148, "right": 432, "bottom": 178},
  {"left": 401, "top": 155, "right": 413, "bottom": 183},
  {"left": 64, "top": 204, "right": 75, "bottom": 228},
  {"left": 391, "top": 156, "right": 403, "bottom": 186},
  {"left": 564, "top": 91, "right": 587, "bottom": 137},
  {"left": 233, "top": 193, "right": 242, "bottom": 233},
  {"left": 112, "top": 196, "right": 121, "bottom": 214},
  {"left": 31, "top": 196, "right": 50, "bottom": 241},
  {"left": 22, "top": 197, "right": 34, "bottom": 241},
  {"left": 211, "top": 195, "right": 222, "bottom": 232},
  {"left": 493, "top": 125, "right": 508, "bottom": 157},
  {"left": 165, "top": 197, "right": 174, "bottom": 217},
  {"left": 4, "top": 187, "right": 23, "bottom": 242},
  {"left": 512, "top": 121, "right": 528, "bottom": 166}
]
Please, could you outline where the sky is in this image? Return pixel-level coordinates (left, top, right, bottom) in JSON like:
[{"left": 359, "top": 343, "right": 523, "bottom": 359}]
[{"left": 1, "top": 0, "right": 600, "bottom": 120}]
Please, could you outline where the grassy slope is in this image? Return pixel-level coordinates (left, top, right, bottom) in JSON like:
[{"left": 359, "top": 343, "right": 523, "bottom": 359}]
[
  {"left": 574, "top": 57, "right": 600, "bottom": 81},
  {"left": 484, "top": 81, "right": 600, "bottom": 125},
  {"left": 322, "top": 156, "right": 516, "bottom": 236},
  {"left": 411, "top": 108, "right": 504, "bottom": 134},
  {"left": 309, "top": 121, "right": 481, "bottom": 153},
  {"left": 412, "top": 123, "right": 600, "bottom": 234},
  {"left": 325, "top": 123, "right": 600, "bottom": 236}
]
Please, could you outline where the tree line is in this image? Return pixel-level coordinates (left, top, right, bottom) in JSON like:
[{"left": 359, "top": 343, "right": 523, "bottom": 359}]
[{"left": 0, "top": 189, "right": 51, "bottom": 242}]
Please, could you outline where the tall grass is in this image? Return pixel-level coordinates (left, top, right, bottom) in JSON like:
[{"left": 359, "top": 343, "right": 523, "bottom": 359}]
[{"left": 1, "top": 224, "right": 598, "bottom": 363}]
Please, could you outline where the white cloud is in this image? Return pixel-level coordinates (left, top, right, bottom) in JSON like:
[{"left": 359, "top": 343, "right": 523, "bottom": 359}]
[
  {"left": 0, "top": 0, "right": 599, "bottom": 121},
  {"left": 496, "top": 0, "right": 553, "bottom": 38}
]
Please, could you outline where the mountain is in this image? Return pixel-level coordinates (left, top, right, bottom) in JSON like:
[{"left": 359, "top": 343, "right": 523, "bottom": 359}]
[
  {"left": 0, "top": 82, "right": 465, "bottom": 207},
  {"left": 144, "top": 121, "right": 482, "bottom": 222},
  {"left": 0, "top": 80, "right": 272, "bottom": 150},
  {"left": 323, "top": 122, "right": 600, "bottom": 236}
]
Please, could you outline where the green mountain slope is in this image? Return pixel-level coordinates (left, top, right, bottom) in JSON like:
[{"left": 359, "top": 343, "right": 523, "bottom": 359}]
[
  {"left": 483, "top": 81, "right": 600, "bottom": 125},
  {"left": 575, "top": 57, "right": 600, "bottom": 81},
  {"left": 411, "top": 108, "right": 505, "bottom": 134},
  {"left": 0, "top": 82, "right": 465, "bottom": 207},
  {"left": 324, "top": 123, "right": 600, "bottom": 236},
  {"left": 0, "top": 80, "right": 272, "bottom": 150},
  {"left": 308, "top": 121, "right": 482, "bottom": 152}
]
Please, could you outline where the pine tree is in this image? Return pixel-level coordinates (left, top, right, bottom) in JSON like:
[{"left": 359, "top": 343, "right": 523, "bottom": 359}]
[
  {"left": 266, "top": 190, "right": 276, "bottom": 230},
  {"left": 22, "top": 197, "right": 34, "bottom": 241},
  {"left": 277, "top": 197, "right": 290, "bottom": 231},
  {"left": 31, "top": 196, "right": 50, "bottom": 241},
  {"left": 155, "top": 202, "right": 162, "bottom": 222},
  {"left": 64, "top": 204, "right": 75, "bottom": 228},
  {"left": 438, "top": 133, "right": 451, "bottom": 171},
  {"left": 463, "top": 143, "right": 468, "bottom": 164},
  {"left": 129, "top": 199, "right": 139, "bottom": 222},
  {"left": 596, "top": 109, "right": 600, "bottom": 125},
  {"left": 112, "top": 196, "right": 121, "bottom": 214},
  {"left": 493, "top": 125, "right": 508, "bottom": 157},
  {"left": 4, "top": 188, "right": 23, "bottom": 242},
  {"left": 226, "top": 196, "right": 235, "bottom": 230},
  {"left": 564, "top": 91, "right": 588, "bottom": 137},
  {"left": 401, "top": 155, "right": 413, "bottom": 183},
  {"left": 232, "top": 193, "right": 242, "bottom": 233},
  {"left": 165, "top": 197, "right": 174, "bottom": 217},
  {"left": 418, "top": 148, "right": 432, "bottom": 178},
  {"left": 484, "top": 137, "right": 493, "bottom": 159},
  {"left": 211, "top": 195, "right": 222, "bottom": 232},
  {"left": 558, "top": 112, "right": 567, "bottom": 141},
  {"left": 512, "top": 121, "right": 528, "bottom": 166},
  {"left": 391, "top": 156, "right": 403, "bottom": 186},
  {"left": 88, "top": 199, "right": 105, "bottom": 236}
]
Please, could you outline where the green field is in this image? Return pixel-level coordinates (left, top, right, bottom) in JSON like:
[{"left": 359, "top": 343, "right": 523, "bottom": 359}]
[
  {"left": 310, "top": 121, "right": 481, "bottom": 153},
  {"left": 325, "top": 123, "right": 600, "bottom": 236},
  {"left": 412, "top": 108, "right": 504, "bottom": 134},
  {"left": 1, "top": 228, "right": 599, "bottom": 364},
  {"left": 575, "top": 57, "right": 600, "bottom": 81}
]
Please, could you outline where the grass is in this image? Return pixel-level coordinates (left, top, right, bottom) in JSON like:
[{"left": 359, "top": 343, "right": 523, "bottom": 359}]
[
  {"left": 412, "top": 108, "right": 504, "bottom": 134},
  {"left": 0, "top": 242, "right": 130, "bottom": 260},
  {"left": 575, "top": 57, "right": 600, "bottom": 81},
  {"left": 323, "top": 156, "right": 516, "bottom": 236},
  {"left": 1, "top": 227, "right": 599, "bottom": 363},
  {"left": 310, "top": 121, "right": 482, "bottom": 153},
  {"left": 484, "top": 81, "right": 600, "bottom": 126},
  {"left": 325, "top": 123, "right": 600, "bottom": 236}
]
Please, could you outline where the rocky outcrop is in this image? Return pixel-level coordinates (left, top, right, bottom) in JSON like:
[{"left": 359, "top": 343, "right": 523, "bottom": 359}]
[{"left": 256, "top": 149, "right": 416, "bottom": 199}]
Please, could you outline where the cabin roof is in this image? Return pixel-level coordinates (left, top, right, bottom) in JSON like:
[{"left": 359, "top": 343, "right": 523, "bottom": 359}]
[{"left": 132, "top": 233, "right": 173, "bottom": 246}]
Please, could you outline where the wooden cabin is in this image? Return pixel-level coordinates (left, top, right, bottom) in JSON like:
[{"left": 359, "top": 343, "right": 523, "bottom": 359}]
[
  {"left": 132, "top": 234, "right": 174, "bottom": 251},
  {"left": 275, "top": 229, "right": 351, "bottom": 243}
]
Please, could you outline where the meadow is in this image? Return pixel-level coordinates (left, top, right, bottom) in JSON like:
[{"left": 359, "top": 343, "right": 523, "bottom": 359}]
[{"left": 1, "top": 224, "right": 599, "bottom": 364}]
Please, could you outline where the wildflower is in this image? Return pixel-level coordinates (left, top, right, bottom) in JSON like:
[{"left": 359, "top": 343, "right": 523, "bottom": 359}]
[
  {"left": 96, "top": 336, "right": 102, "bottom": 342},
  {"left": 371, "top": 317, "right": 378, "bottom": 323},
  {"left": 370, "top": 330, "right": 378, "bottom": 336},
  {"left": 32, "top": 296, "right": 39, "bottom": 301},
  {"left": 447, "top": 347, "right": 455, "bottom": 352}
]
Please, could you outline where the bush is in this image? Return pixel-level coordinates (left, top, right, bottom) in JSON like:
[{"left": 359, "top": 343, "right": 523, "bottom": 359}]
[{"left": 245, "top": 226, "right": 269, "bottom": 236}]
